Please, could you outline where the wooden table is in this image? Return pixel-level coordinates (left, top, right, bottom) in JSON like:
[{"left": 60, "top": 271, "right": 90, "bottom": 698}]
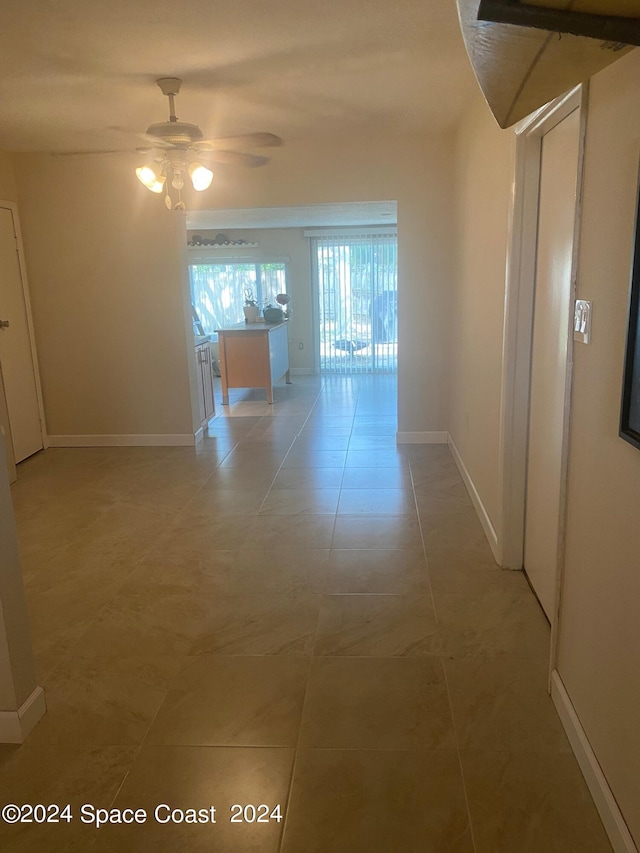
[{"left": 216, "top": 321, "right": 291, "bottom": 405}]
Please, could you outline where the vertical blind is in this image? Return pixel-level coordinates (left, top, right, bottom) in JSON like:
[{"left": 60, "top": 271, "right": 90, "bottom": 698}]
[{"left": 311, "top": 233, "right": 398, "bottom": 374}]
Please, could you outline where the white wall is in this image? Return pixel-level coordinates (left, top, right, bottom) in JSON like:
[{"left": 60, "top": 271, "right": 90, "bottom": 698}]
[
  {"left": 555, "top": 50, "right": 640, "bottom": 848},
  {"left": 10, "top": 134, "right": 455, "bottom": 439},
  {"left": 451, "top": 53, "right": 640, "bottom": 848},
  {"left": 0, "top": 152, "right": 18, "bottom": 201},
  {"left": 12, "top": 154, "right": 197, "bottom": 441},
  {"left": 450, "top": 96, "right": 515, "bottom": 532}
]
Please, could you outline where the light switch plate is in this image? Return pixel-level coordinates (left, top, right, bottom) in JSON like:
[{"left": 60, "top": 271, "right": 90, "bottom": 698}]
[{"left": 574, "top": 299, "right": 592, "bottom": 345}]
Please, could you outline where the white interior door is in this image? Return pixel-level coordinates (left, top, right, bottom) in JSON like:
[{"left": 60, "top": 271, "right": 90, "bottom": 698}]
[
  {"left": 524, "top": 108, "right": 581, "bottom": 619},
  {"left": 0, "top": 206, "right": 43, "bottom": 463}
]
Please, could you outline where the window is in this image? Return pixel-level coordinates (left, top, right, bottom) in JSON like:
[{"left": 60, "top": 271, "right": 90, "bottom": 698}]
[{"left": 189, "top": 261, "right": 288, "bottom": 336}]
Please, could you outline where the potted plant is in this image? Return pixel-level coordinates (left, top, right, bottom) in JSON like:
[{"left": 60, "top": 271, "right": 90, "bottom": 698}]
[
  {"left": 276, "top": 292, "right": 291, "bottom": 318},
  {"left": 243, "top": 289, "right": 260, "bottom": 323}
]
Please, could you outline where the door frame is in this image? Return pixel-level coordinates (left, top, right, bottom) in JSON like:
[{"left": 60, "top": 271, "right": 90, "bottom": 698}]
[
  {"left": 497, "top": 86, "right": 587, "bottom": 659},
  {"left": 0, "top": 200, "right": 48, "bottom": 454}
]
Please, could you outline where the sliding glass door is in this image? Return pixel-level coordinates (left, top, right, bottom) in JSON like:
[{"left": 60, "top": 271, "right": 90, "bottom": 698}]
[{"left": 311, "top": 232, "right": 398, "bottom": 374}]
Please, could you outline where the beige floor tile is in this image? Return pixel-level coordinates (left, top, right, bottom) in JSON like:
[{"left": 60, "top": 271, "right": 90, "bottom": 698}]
[
  {"left": 152, "top": 513, "right": 252, "bottom": 553},
  {"left": 332, "top": 514, "right": 422, "bottom": 549},
  {"left": 26, "top": 575, "right": 126, "bottom": 658},
  {"left": 270, "top": 466, "right": 343, "bottom": 490},
  {"left": 348, "top": 435, "right": 398, "bottom": 450},
  {"left": 181, "top": 487, "right": 267, "bottom": 516},
  {"left": 130, "top": 540, "right": 237, "bottom": 589},
  {"left": 25, "top": 502, "right": 172, "bottom": 593},
  {"left": 190, "top": 594, "right": 320, "bottom": 655},
  {"left": 422, "top": 502, "right": 490, "bottom": 554},
  {"left": 337, "top": 488, "right": 416, "bottom": 515},
  {"left": 427, "top": 548, "right": 505, "bottom": 595},
  {"left": 461, "top": 750, "right": 613, "bottom": 852},
  {"left": 411, "top": 457, "right": 467, "bottom": 499},
  {"left": 299, "top": 657, "right": 456, "bottom": 749},
  {"left": 94, "top": 746, "right": 293, "bottom": 852},
  {"left": 350, "top": 422, "right": 397, "bottom": 436},
  {"left": 162, "top": 548, "right": 329, "bottom": 595},
  {"left": 435, "top": 585, "right": 551, "bottom": 658},
  {"left": 345, "top": 449, "right": 409, "bottom": 468},
  {"left": 321, "top": 549, "right": 429, "bottom": 594},
  {"left": 258, "top": 488, "right": 340, "bottom": 515},
  {"left": 197, "top": 465, "right": 276, "bottom": 491},
  {"left": 341, "top": 466, "right": 412, "bottom": 489},
  {"left": 0, "top": 743, "right": 135, "bottom": 852},
  {"left": 314, "top": 594, "right": 442, "bottom": 656},
  {"left": 146, "top": 656, "right": 309, "bottom": 746},
  {"left": 282, "top": 448, "right": 347, "bottom": 468},
  {"left": 8, "top": 377, "right": 612, "bottom": 853},
  {"left": 445, "top": 655, "right": 572, "bottom": 753},
  {"left": 244, "top": 514, "right": 335, "bottom": 549},
  {"left": 218, "top": 448, "right": 287, "bottom": 469},
  {"left": 28, "top": 654, "right": 185, "bottom": 746},
  {"left": 281, "top": 748, "right": 474, "bottom": 853},
  {"left": 15, "top": 495, "right": 113, "bottom": 564},
  {"left": 73, "top": 575, "right": 219, "bottom": 656},
  {"left": 291, "top": 434, "right": 350, "bottom": 451}
]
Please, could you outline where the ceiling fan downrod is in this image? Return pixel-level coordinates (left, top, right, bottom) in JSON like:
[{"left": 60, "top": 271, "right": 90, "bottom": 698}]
[{"left": 157, "top": 77, "right": 182, "bottom": 123}]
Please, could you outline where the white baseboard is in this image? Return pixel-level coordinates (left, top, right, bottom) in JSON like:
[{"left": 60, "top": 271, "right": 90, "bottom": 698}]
[
  {"left": 194, "top": 427, "right": 204, "bottom": 445},
  {"left": 0, "top": 686, "right": 46, "bottom": 743},
  {"left": 48, "top": 434, "right": 197, "bottom": 447},
  {"left": 551, "top": 671, "right": 638, "bottom": 853},
  {"left": 448, "top": 435, "right": 501, "bottom": 563},
  {"left": 396, "top": 431, "right": 449, "bottom": 444}
]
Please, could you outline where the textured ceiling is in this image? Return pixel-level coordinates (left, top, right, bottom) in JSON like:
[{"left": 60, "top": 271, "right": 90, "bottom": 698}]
[{"left": 0, "top": 0, "right": 478, "bottom": 154}]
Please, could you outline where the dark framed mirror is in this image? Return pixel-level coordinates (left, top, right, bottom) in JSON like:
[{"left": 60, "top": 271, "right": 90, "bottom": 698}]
[{"left": 620, "top": 169, "right": 640, "bottom": 450}]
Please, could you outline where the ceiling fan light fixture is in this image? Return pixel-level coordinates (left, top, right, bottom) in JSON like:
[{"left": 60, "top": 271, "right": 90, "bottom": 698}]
[
  {"left": 188, "top": 162, "right": 214, "bottom": 191},
  {"left": 135, "top": 164, "right": 165, "bottom": 193},
  {"left": 171, "top": 169, "right": 185, "bottom": 191}
]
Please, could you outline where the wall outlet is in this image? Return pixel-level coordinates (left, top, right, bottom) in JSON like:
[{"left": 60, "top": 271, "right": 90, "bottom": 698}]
[{"left": 298, "top": 342, "right": 304, "bottom": 350}]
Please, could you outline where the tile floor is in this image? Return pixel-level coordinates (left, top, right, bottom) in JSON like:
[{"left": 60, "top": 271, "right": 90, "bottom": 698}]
[{"left": 1, "top": 376, "right": 613, "bottom": 851}]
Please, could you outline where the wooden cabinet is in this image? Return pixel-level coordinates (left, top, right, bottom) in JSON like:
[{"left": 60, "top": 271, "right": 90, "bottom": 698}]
[
  {"left": 217, "top": 321, "right": 291, "bottom": 405},
  {"left": 195, "top": 342, "right": 215, "bottom": 425}
]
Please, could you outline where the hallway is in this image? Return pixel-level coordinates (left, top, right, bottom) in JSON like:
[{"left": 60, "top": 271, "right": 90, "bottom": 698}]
[{"left": 2, "top": 376, "right": 612, "bottom": 851}]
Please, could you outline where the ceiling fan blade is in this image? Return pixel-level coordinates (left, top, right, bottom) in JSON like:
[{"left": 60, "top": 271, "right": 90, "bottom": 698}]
[
  {"left": 51, "top": 149, "right": 133, "bottom": 157},
  {"left": 198, "top": 150, "right": 270, "bottom": 167},
  {"left": 195, "top": 132, "right": 282, "bottom": 150}
]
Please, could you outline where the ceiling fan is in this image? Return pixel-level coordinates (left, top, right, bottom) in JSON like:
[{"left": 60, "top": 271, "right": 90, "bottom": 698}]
[{"left": 135, "top": 77, "right": 282, "bottom": 210}]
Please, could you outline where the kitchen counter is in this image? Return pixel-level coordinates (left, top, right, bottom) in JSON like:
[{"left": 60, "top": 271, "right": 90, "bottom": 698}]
[{"left": 216, "top": 321, "right": 290, "bottom": 404}]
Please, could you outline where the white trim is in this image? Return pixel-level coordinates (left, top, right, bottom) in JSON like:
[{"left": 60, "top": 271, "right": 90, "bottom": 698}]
[
  {"left": 551, "top": 671, "right": 638, "bottom": 853},
  {"left": 194, "top": 426, "right": 204, "bottom": 445},
  {"left": 498, "top": 85, "right": 586, "bottom": 586},
  {"left": 448, "top": 435, "right": 501, "bottom": 562},
  {"left": 303, "top": 226, "right": 397, "bottom": 237},
  {"left": 0, "top": 686, "right": 46, "bottom": 743},
  {"left": 48, "top": 433, "right": 197, "bottom": 447},
  {"left": 396, "top": 430, "right": 448, "bottom": 444},
  {"left": 0, "top": 200, "right": 48, "bottom": 450}
]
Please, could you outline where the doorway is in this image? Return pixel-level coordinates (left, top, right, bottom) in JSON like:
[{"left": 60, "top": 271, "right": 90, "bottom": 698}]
[
  {"left": 309, "top": 229, "right": 398, "bottom": 374},
  {"left": 499, "top": 86, "right": 585, "bottom": 624},
  {"left": 0, "top": 203, "right": 44, "bottom": 464}
]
